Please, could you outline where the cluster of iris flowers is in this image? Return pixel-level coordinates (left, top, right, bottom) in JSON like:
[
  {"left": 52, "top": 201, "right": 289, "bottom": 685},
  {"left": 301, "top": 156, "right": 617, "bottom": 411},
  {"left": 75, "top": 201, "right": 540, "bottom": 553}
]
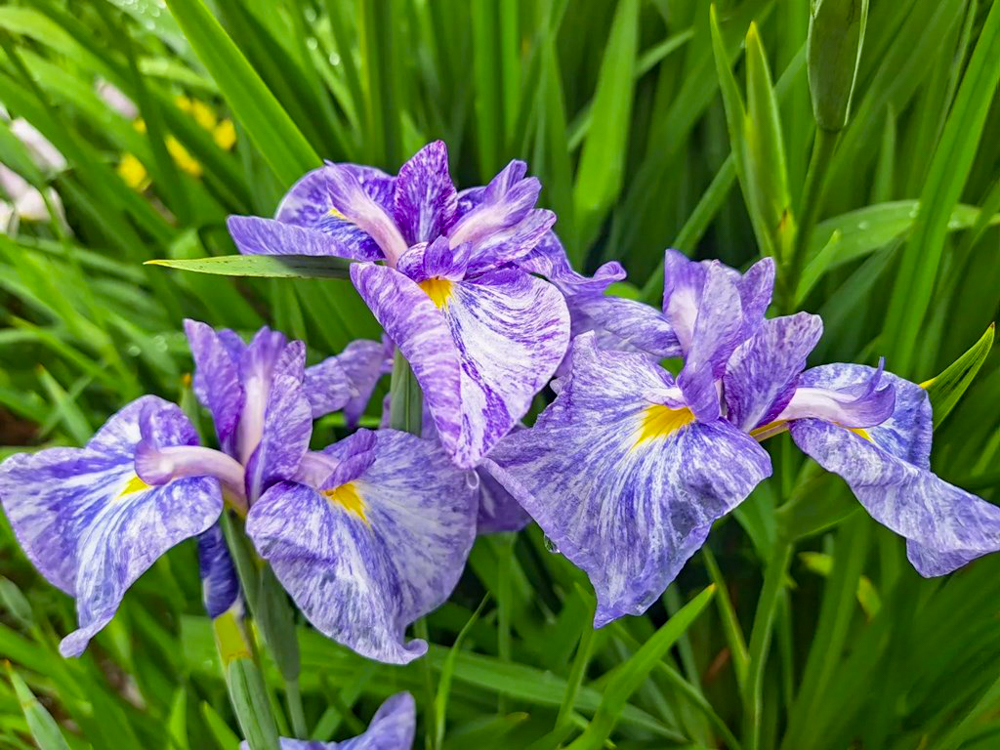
[{"left": 2, "top": 142, "right": 998, "bottom": 747}]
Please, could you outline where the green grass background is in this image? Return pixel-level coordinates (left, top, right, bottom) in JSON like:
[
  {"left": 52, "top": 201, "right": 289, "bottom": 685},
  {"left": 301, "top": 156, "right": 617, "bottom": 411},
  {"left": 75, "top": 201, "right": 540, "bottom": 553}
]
[{"left": 0, "top": 0, "right": 999, "bottom": 748}]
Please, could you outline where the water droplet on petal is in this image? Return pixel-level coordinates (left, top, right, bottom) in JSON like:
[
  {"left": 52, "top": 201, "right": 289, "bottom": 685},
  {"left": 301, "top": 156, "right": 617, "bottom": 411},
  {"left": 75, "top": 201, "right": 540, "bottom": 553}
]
[
  {"left": 464, "top": 471, "right": 480, "bottom": 491},
  {"left": 543, "top": 535, "right": 560, "bottom": 554}
]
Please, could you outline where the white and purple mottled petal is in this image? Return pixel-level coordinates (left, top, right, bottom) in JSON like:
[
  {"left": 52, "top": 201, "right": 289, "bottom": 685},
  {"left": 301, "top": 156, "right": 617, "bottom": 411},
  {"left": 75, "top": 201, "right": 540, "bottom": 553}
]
[
  {"left": 184, "top": 319, "right": 244, "bottom": 454},
  {"left": 393, "top": 141, "right": 457, "bottom": 245},
  {"left": 302, "top": 355, "right": 353, "bottom": 419},
  {"left": 723, "top": 313, "right": 823, "bottom": 432},
  {"left": 777, "top": 361, "right": 895, "bottom": 429},
  {"left": 244, "top": 373, "right": 313, "bottom": 504},
  {"left": 247, "top": 430, "right": 476, "bottom": 664},
  {"left": 0, "top": 397, "right": 222, "bottom": 657},
  {"left": 734, "top": 256, "right": 775, "bottom": 340},
  {"left": 675, "top": 262, "right": 743, "bottom": 421},
  {"left": 476, "top": 469, "right": 530, "bottom": 534},
  {"left": 277, "top": 164, "right": 395, "bottom": 227},
  {"left": 789, "top": 412, "right": 1000, "bottom": 577},
  {"left": 568, "top": 294, "right": 682, "bottom": 359},
  {"left": 197, "top": 523, "right": 241, "bottom": 618},
  {"left": 228, "top": 216, "right": 383, "bottom": 262},
  {"left": 437, "top": 268, "right": 570, "bottom": 467},
  {"left": 240, "top": 692, "right": 416, "bottom": 750},
  {"left": 396, "top": 237, "right": 472, "bottom": 283},
  {"left": 517, "top": 231, "right": 626, "bottom": 297},
  {"left": 350, "top": 263, "right": 464, "bottom": 460},
  {"left": 486, "top": 335, "right": 771, "bottom": 626}
]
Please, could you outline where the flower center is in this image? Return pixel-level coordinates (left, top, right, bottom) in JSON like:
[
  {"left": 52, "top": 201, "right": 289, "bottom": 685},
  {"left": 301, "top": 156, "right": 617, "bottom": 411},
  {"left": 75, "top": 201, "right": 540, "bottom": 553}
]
[
  {"left": 323, "top": 482, "right": 368, "bottom": 524},
  {"left": 419, "top": 277, "right": 453, "bottom": 309},
  {"left": 634, "top": 404, "right": 694, "bottom": 447}
]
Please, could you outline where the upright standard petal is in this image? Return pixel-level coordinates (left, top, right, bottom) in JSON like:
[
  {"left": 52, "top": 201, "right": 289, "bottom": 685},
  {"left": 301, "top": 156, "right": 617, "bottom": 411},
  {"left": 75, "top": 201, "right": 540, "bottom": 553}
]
[
  {"left": 723, "top": 313, "right": 823, "bottom": 432},
  {"left": 487, "top": 335, "right": 770, "bottom": 626},
  {"left": 393, "top": 141, "right": 457, "bottom": 245},
  {"left": 185, "top": 319, "right": 244, "bottom": 454},
  {"left": 675, "top": 262, "right": 743, "bottom": 421},
  {"left": 247, "top": 430, "right": 476, "bottom": 663},
  {"left": 0, "top": 397, "right": 222, "bottom": 657},
  {"left": 244, "top": 373, "right": 312, "bottom": 504},
  {"left": 240, "top": 692, "right": 416, "bottom": 750}
]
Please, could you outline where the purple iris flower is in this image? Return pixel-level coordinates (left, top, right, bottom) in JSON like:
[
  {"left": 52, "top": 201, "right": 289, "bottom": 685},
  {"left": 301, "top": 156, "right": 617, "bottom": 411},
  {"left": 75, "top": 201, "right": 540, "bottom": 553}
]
[
  {"left": 240, "top": 692, "right": 415, "bottom": 749},
  {"left": 185, "top": 322, "right": 477, "bottom": 663},
  {"left": 227, "top": 142, "right": 575, "bottom": 469},
  {"left": 246, "top": 429, "right": 476, "bottom": 664},
  {"left": 723, "top": 313, "right": 1000, "bottom": 574},
  {"left": 486, "top": 251, "right": 775, "bottom": 626},
  {"left": 0, "top": 397, "right": 227, "bottom": 656}
]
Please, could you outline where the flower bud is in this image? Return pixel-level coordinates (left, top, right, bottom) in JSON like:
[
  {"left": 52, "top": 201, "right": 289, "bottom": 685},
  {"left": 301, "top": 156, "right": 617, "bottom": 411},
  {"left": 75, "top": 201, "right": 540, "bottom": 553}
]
[{"left": 808, "top": 0, "right": 869, "bottom": 131}]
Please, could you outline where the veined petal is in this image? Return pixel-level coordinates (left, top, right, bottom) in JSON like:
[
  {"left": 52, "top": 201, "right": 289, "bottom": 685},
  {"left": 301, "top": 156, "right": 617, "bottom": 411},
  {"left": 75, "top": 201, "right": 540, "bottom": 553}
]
[
  {"left": 322, "top": 163, "right": 409, "bottom": 264},
  {"left": 486, "top": 335, "right": 770, "bottom": 626},
  {"left": 724, "top": 313, "right": 823, "bottom": 432},
  {"left": 476, "top": 469, "right": 530, "bottom": 534},
  {"left": 440, "top": 268, "right": 570, "bottom": 467},
  {"left": 227, "top": 215, "right": 383, "bottom": 262},
  {"left": 277, "top": 164, "right": 394, "bottom": 228},
  {"left": 777, "top": 361, "right": 895, "bottom": 429},
  {"left": 240, "top": 692, "right": 416, "bottom": 750},
  {"left": 350, "top": 263, "right": 463, "bottom": 460},
  {"left": 449, "top": 160, "right": 538, "bottom": 247},
  {"left": 676, "top": 262, "right": 743, "bottom": 421},
  {"left": 184, "top": 319, "right": 244, "bottom": 454},
  {"left": 245, "top": 374, "right": 312, "bottom": 503},
  {"left": 393, "top": 141, "right": 457, "bottom": 245},
  {"left": 734, "top": 256, "right": 775, "bottom": 341},
  {"left": 517, "top": 231, "right": 626, "bottom": 297},
  {"left": 568, "top": 294, "right": 682, "bottom": 359},
  {"left": 236, "top": 330, "right": 305, "bottom": 466},
  {"left": 396, "top": 237, "right": 472, "bottom": 283},
  {"left": 0, "top": 397, "right": 222, "bottom": 656},
  {"left": 247, "top": 431, "right": 476, "bottom": 664},
  {"left": 789, "top": 418, "right": 1000, "bottom": 576},
  {"left": 794, "top": 364, "right": 931, "bottom": 465},
  {"left": 302, "top": 356, "right": 353, "bottom": 419},
  {"left": 197, "top": 523, "right": 241, "bottom": 618}
]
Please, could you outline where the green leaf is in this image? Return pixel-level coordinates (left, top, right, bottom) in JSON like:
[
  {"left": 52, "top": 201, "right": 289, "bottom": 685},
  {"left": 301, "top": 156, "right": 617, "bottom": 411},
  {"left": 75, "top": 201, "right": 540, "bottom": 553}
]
[
  {"left": 572, "top": 0, "right": 639, "bottom": 254},
  {"left": 566, "top": 585, "right": 715, "bottom": 750},
  {"left": 435, "top": 597, "right": 490, "bottom": 749},
  {"left": 202, "top": 701, "right": 242, "bottom": 750},
  {"left": 6, "top": 665, "right": 72, "bottom": 750},
  {"left": 163, "top": 0, "right": 321, "bottom": 186},
  {"left": 744, "top": 22, "right": 795, "bottom": 263},
  {"left": 881, "top": 0, "right": 1000, "bottom": 375},
  {"left": 923, "top": 324, "right": 995, "bottom": 429},
  {"left": 0, "top": 577, "right": 33, "bottom": 631},
  {"left": 145, "top": 255, "right": 352, "bottom": 279},
  {"left": 797, "top": 201, "right": 1000, "bottom": 303}
]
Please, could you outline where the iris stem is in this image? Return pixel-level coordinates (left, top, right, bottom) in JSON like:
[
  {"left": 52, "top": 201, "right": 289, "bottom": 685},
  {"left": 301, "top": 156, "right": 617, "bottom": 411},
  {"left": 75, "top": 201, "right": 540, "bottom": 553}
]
[
  {"left": 389, "top": 349, "right": 424, "bottom": 435},
  {"left": 741, "top": 539, "right": 794, "bottom": 750}
]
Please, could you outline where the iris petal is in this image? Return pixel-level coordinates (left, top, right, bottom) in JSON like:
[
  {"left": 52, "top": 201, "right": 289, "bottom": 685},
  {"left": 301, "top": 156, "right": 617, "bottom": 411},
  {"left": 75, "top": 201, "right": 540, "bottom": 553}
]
[
  {"left": 487, "top": 335, "right": 771, "bottom": 626},
  {"left": 247, "top": 431, "right": 476, "bottom": 664}
]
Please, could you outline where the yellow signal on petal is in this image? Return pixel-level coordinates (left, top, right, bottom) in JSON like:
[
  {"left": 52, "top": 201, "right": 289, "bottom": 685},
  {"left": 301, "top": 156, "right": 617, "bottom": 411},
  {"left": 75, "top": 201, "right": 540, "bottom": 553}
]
[
  {"left": 328, "top": 206, "right": 347, "bottom": 220},
  {"left": 324, "top": 482, "right": 368, "bottom": 524},
  {"left": 119, "top": 474, "right": 151, "bottom": 498},
  {"left": 419, "top": 277, "right": 453, "bottom": 309},
  {"left": 848, "top": 427, "right": 872, "bottom": 441},
  {"left": 633, "top": 404, "right": 694, "bottom": 448}
]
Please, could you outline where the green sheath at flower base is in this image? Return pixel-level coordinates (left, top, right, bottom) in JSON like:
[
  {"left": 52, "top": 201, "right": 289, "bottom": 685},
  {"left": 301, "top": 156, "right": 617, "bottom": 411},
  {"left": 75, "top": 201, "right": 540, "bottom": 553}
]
[{"left": 808, "top": 0, "right": 869, "bottom": 132}]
